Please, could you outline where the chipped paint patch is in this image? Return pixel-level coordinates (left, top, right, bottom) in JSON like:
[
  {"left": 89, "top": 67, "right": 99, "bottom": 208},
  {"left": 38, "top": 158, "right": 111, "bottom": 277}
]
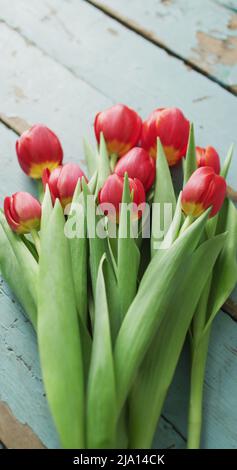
[
  {"left": 0, "top": 401, "right": 45, "bottom": 449},
  {"left": 193, "top": 31, "right": 237, "bottom": 69},
  {"left": 222, "top": 297, "right": 237, "bottom": 321},
  {"left": 13, "top": 86, "right": 27, "bottom": 101},
  {"left": 107, "top": 27, "right": 118, "bottom": 36},
  {"left": 228, "top": 14, "right": 237, "bottom": 30},
  {"left": 0, "top": 113, "right": 30, "bottom": 135}
]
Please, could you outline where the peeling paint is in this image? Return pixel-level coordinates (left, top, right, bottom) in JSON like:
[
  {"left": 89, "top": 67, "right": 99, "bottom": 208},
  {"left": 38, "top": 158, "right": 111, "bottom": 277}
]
[
  {"left": 107, "top": 27, "right": 118, "bottom": 36},
  {"left": 161, "top": 0, "right": 173, "bottom": 4},
  {"left": 228, "top": 14, "right": 237, "bottom": 30},
  {"left": 222, "top": 297, "right": 237, "bottom": 321},
  {"left": 0, "top": 401, "right": 45, "bottom": 449},
  {"left": 192, "top": 31, "right": 237, "bottom": 69},
  {"left": 0, "top": 113, "right": 30, "bottom": 135},
  {"left": 13, "top": 86, "right": 27, "bottom": 101}
]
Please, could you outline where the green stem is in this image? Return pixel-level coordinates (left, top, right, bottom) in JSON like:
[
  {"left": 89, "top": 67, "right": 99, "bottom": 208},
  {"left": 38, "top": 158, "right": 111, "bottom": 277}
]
[
  {"left": 31, "top": 229, "right": 41, "bottom": 256},
  {"left": 187, "top": 329, "right": 210, "bottom": 449},
  {"left": 191, "top": 278, "right": 211, "bottom": 340},
  {"left": 110, "top": 153, "right": 118, "bottom": 172},
  {"left": 37, "top": 179, "right": 44, "bottom": 202}
]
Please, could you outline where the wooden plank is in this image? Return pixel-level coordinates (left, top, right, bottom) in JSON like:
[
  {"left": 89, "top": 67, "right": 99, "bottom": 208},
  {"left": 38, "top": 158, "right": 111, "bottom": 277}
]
[
  {"left": 0, "top": 1, "right": 236, "bottom": 186},
  {"left": 85, "top": 0, "right": 237, "bottom": 93},
  {"left": 0, "top": 114, "right": 30, "bottom": 135},
  {"left": 164, "top": 313, "right": 237, "bottom": 449},
  {"left": 218, "top": 1, "right": 237, "bottom": 12},
  {"left": 0, "top": 402, "right": 45, "bottom": 449},
  {"left": 0, "top": 1, "right": 236, "bottom": 447}
]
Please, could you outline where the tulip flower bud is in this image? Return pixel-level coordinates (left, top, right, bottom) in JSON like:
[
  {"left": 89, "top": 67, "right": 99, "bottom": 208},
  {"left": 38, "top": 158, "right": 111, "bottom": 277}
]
[
  {"left": 196, "top": 146, "right": 220, "bottom": 174},
  {"left": 181, "top": 167, "right": 226, "bottom": 218},
  {"left": 141, "top": 107, "right": 190, "bottom": 166},
  {"left": 94, "top": 104, "right": 142, "bottom": 157},
  {"left": 16, "top": 124, "right": 63, "bottom": 179},
  {"left": 114, "top": 147, "right": 156, "bottom": 192},
  {"left": 4, "top": 192, "right": 41, "bottom": 234},
  {"left": 42, "top": 163, "right": 87, "bottom": 208},
  {"left": 98, "top": 174, "right": 146, "bottom": 222}
]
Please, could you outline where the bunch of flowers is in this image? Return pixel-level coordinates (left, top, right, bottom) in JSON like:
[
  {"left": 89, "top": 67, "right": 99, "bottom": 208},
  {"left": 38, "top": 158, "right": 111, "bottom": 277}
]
[{"left": 0, "top": 104, "right": 236, "bottom": 449}]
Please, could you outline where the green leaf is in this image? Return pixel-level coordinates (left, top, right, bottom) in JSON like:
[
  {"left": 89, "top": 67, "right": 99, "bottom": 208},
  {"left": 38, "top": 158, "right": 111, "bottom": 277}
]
[
  {"left": 0, "top": 211, "right": 38, "bottom": 313},
  {"left": 128, "top": 233, "right": 226, "bottom": 448},
  {"left": 88, "top": 171, "right": 98, "bottom": 194},
  {"left": 96, "top": 132, "right": 111, "bottom": 194},
  {"left": 221, "top": 144, "right": 234, "bottom": 179},
  {"left": 114, "top": 209, "right": 210, "bottom": 412},
  {"left": 157, "top": 194, "right": 183, "bottom": 252},
  {"left": 65, "top": 179, "right": 88, "bottom": 323},
  {"left": 183, "top": 123, "right": 197, "bottom": 185},
  {"left": 82, "top": 180, "right": 119, "bottom": 339},
  {"left": 151, "top": 139, "right": 176, "bottom": 257},
  {"left": 118, "top": 174, "right": 140, "bottom": 321},
  {"left": 79, "top": 315, "right": 92, "bottom": 384},
  {"left": 38, "top": 200, "right": 85, "bottom": 448},
  {"left": 83, "top": 181, "right": 106, "bottom": 299},
  {"left": 21, "top": 235, "right": 38, "bottom": 261},
  {"left": 40, "top": 185, "right": 53, "bottom": 234},
  {"left": 0, "top": 222, "right": 37, "bottom": 329},
  {"left": 83, "top": 138, "right": 98, "bottom": 177},
  {"left": 107, "top": 236, "right": 118, "bottom": 279},
  {"left": 86, "top": 255, "right": 116, "bottom": 448},
  {"left": 204, "top": 199, "right": 237, "bottom": 331}
]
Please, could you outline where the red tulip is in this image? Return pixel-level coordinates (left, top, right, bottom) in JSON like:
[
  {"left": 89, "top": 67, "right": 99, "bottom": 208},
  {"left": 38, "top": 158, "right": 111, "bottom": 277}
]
[
  {"left": 94, "top": 104, "right": 142, "bottom": 157},
  {"left": 141, "top": 107, "right": 190, "bottom": 166},
  {"left": 4, "top": 192, "right": 41, "bottom": 234},
  {"left": 98, "top": 174, "right": 146, "bottom": 222},
  {"left": 42, "top": 163, "right": 87, "bottom": 208},
  {"left": 196, "top": 146, "right": 220, "bottom": 174},
  {"left": 16, "top": 124, "right": 63, "bottom": 179},
  {"left": 181, "top": 167, "right": 226, "bottom": 218},
  {"left": 114, "top": 147, "right": 156, "bottom": 192}
]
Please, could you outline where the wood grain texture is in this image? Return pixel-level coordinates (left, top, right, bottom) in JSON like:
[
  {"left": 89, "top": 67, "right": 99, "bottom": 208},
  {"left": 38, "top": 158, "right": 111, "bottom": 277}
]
[
  {"left": 0, "top": 0, "right": 236, "bottom": 186},
  {"left": 164, "top": 313, "right": 237, "bottom": 449},
  {"left": 0, "top": 0, "right": 236, "bottom": 448},
  {"left": 85, "top": 0, "right": 237, "bottom": 92}
]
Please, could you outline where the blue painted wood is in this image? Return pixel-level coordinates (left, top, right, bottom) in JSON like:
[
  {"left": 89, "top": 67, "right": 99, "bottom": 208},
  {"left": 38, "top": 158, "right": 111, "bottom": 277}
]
[
  {"left": 163, "top": 314, "right": 237, "bottom": 449},
  {"left": 0, "top": 0, "right": 236, "bottom": 186},
  {"left": 86, "top": 0, "right": 237, "bottom": 92},
  {"left": 0, "top": 278, "right": 60, "bottom": 448},
  {"left": 0, "top": 0, "right": 236, "bottom": 448}
]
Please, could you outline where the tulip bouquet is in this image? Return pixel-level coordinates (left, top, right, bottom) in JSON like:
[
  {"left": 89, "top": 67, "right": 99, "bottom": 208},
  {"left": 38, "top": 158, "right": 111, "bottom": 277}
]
[{"left": 0, "top": 104, "right": 236, "bottom": 450}]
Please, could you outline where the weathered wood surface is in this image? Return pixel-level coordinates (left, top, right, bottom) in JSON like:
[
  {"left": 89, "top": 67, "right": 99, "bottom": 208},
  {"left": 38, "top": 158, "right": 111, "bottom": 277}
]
[
  {"left": 0, "top": 1, "right": 237, "bottom": 181},
  {"left": 1, "top": 0, "right": 237, "bottom": 311},
  {"left": 85, "top": 0, "right": 237, "bottom": 93},
  {"left": 0, "top": 0, "right": 236, "bottom": 449},
  {"left": 165, "top": 314, "right": 237, "bottom": 449}
]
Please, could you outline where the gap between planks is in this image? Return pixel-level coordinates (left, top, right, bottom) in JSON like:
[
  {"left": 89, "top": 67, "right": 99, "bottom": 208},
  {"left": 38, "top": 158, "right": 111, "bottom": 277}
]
[
  {"left": 84, "top": 0, "right": 237, "bottom": 96},
  {"left": 0, "top": 112, "right": 237, "bottom": 321}
]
